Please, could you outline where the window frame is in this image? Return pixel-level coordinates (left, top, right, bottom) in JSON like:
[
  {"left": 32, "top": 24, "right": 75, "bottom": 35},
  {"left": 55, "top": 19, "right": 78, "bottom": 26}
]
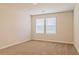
[
  {"left": 35, "top": 17, "right": 57, "bottom": 34},
  {"left": 45, "top": 17, "right": 56, "bottom": 34},
  {"left": 35, "top": 18, "right": 45, "bottom": 34}
]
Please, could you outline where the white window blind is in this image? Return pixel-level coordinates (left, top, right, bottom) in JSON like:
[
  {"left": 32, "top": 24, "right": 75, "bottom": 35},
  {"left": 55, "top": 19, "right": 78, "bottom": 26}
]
[
  {"left": 36, "top": 18, "right": 44, "bottom": 33},
  {"left": 46, "top": 17, "right": 56, "bottom": 33},
  {"left": 36, "top": 17, "right": 56, "bottom": 34}
]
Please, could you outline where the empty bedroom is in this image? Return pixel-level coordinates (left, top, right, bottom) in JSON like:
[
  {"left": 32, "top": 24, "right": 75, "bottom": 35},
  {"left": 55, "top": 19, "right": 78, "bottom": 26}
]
[{"left": 0, "top": 3, "right": 79, "bottom": 55}]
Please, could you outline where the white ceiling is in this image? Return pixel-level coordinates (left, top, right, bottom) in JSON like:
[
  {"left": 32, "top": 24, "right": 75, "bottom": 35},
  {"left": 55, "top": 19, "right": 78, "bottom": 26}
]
[{"left": 0, "top": 3, "right": 75, "bottom": 15}]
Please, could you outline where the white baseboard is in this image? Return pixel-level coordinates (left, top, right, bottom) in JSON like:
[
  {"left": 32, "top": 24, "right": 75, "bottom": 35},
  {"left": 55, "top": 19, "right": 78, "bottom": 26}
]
[
  {"left": 73, "top": 44, "right": 79, "bottom": 54},
  {"left": 0, "top": 39, "right": 31, "bottom": 49},
  {"left": 32, "top": 39, "right": 73, "bottom": 44},
  {"left": 0, "top": 39, "right": 73, "bottom": 50}
]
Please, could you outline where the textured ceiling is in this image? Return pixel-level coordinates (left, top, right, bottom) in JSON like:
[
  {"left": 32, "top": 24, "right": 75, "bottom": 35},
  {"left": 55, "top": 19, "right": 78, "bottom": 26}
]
[{"left": 0, "top": 3, "right": 75, "bottom": 15}]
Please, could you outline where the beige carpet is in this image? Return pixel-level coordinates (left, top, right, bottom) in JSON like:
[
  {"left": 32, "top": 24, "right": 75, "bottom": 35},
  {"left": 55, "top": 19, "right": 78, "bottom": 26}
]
[{"left": 0, "top": 40, "right": 78, "bottom": 55}]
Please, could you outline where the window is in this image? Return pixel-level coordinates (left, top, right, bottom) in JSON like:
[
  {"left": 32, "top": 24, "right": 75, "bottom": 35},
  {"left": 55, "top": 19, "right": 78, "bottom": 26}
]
[
  {"left": 46, "top": 17, "right": 56, "bottom": 33},
  {"left": 36, "top": 17, "right": 56, "bottom": 34},
  {"left": 36, "top": 18, "right": 44, "bottom": 33}
]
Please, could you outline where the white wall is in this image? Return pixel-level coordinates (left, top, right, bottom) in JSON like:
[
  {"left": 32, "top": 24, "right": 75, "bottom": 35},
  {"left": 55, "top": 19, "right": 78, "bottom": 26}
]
[
  {"left": 0, "top": 9, "right": 31, "bottom": 49},
  {"left": 32, "top": 11, "right": 73, "bottom": 44},
  {"left": 74, "top": 4, "right": 79, "bottom": 53}
]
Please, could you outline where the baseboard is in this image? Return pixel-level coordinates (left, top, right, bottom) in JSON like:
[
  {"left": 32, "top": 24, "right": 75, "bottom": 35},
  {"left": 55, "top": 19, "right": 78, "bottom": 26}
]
[
  {"left": 0, "top": 39, "right": 73, "bottom": 50},
  {"left": 74, "top": 44, "right": 79, "bottom": 54},
  {"left": 0, "top": 39, "right": 31, "bottom": 49},
  {"left": 32, "top": 39, "right": 73, "bottom": 44}
]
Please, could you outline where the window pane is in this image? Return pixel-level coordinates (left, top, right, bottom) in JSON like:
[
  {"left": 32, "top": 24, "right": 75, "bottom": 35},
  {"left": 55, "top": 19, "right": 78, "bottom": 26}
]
[
  {"left": 46, "top": 17, "right": 56, "bottom": 33},
  {"left": 36, "top": 18, "right": 44, "bottom": 33}
]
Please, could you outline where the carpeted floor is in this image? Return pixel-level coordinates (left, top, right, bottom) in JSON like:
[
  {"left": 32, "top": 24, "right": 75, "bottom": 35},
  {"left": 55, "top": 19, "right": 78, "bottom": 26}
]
[{"left": 0, "top": 40, "right": 78, "bottom": 55}]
